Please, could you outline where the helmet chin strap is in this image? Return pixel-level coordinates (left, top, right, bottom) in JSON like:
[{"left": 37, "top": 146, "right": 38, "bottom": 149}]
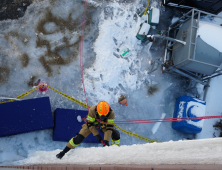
[{"left": 100, "top": 115, "right": 106, "bottom": 120}]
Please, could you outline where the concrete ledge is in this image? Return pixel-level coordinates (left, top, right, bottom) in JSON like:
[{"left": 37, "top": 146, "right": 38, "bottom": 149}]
[{"left": 1, "top": 164, "right": 222, "bottom": 170}]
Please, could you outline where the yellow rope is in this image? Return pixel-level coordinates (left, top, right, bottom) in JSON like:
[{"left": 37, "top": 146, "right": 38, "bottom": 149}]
[
  {"left": 144, "top": 0, "right": 149, "bottom": 15},
  {"left": 0, "top": 84, "right": 160, "bottom": 143}
]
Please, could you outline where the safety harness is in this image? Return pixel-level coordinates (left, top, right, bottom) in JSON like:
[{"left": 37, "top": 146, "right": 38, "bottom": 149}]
[{"left": 86, "top": 107, "right": 114, "bottom": 130}]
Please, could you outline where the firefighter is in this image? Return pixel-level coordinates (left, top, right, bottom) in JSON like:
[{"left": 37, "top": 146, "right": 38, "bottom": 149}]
[{"left": 56, "top": 101, "right": 120, "bottom": 159}]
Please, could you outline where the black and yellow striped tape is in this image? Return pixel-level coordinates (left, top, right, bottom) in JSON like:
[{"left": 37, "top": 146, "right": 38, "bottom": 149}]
[
  {"left": 47, "top": 85, "right": 90, "bottom": 109},
  {"left": 0, "top": 84, "right": 159, "bottom": 143},
  {"left": 47, "top": 85, "right": 159, "bottom": 143},
  {"left": 0, "top": 87, "right": 39, "bottom": 104},
  {"left": 114, "top": 125, "right": 160, "bottom": 143}
]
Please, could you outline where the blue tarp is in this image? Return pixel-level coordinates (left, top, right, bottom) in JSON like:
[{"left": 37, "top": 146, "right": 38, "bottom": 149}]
[
  {"left": 0, "top": 97, "right": 54, "bottom": 137},
  {"left": 53, "top": 108, "right": 103, "bottom": 143}
]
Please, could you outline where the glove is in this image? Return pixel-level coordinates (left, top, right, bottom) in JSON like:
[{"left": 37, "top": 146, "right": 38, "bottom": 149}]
[
  {"left": 56, "top": 151, "right": 65, "bottom": 159},
  {"left": 96, "top": 134, "right": 103, "bottom": 142}
]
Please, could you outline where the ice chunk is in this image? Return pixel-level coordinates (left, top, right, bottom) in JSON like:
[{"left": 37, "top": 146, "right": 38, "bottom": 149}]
[
  {"left": 24, "top": 38, "right": 28, "bottom": 43},
  {"left": 77, "top": 115, "right": 82, "bottom": 122},
  {"left": 152, "top": 113, "right": 166, "bottom": 134},
  {"left": 171, "top": 17, "right": 179, "bottom": 24},
  {"left": 196, "top": 83, "right": 204, "bottom": 94}
]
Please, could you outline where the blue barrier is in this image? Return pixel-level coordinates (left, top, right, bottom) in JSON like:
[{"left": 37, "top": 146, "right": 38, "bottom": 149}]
[
  {"left": 53, "top": 108, "right": 104, "bottom": 143},
  {"left": 0, "top": 97, "right": 54, "bottom": 137}
]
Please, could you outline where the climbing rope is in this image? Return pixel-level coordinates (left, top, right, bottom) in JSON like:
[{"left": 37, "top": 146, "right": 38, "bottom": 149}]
[
  {"left": 97, "top": 115, "right": 222, "bottom": 124},
  {"left": 2, "top": 85, "right": 221, "bottom": 143},
  {"left": 80, "top": 0, "right": 89, "bottom": 111}
]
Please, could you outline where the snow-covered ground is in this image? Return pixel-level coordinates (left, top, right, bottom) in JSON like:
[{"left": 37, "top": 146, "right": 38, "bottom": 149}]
[
  {"left": 197, "top": 75, "right": 222, "bottom": 139},
  {"left": 0, "top": 0, "right": 222, "bottom": 166},
  {"left": 17, "top": 137, "right": 222, "bottom": 165}
]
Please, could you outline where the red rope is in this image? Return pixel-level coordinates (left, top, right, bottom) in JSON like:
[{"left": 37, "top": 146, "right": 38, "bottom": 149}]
[
  {"left": 94, "top": 115, "right": 222, "bottom": 124},
  {"left": 80, "top": 0, "right": 89, "bottom": 111},
  {"left": 79, "top": 1, "right": 222, "bottom": 126}
]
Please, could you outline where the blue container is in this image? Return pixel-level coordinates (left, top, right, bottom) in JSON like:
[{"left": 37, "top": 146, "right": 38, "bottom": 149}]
[{"left": 172, "top": 96, "right": 206, "bottom": 134}]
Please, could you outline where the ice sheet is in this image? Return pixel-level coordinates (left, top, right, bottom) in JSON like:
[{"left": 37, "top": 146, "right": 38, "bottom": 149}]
[
  {"left": 152, "top": 113, "right": 166, "bottom": 134},
  {"left": 0, "top": 0, "right": 222, "bottom": 166}
]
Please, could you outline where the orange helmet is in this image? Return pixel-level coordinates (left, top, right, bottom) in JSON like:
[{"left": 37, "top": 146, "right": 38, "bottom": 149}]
[{"left": 97, "top": 101, "right": 110, "bottom": 116}]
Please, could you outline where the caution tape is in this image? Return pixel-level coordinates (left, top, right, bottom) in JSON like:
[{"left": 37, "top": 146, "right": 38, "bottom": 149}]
[
  {"left": 0, "top": 84, "right": 158, "bottom": 143},
  {"left": 114, "top": 125, "right": 160, "bottom": 143},
  {"left": 16, "top": 87, "right": 39, "bottom": 99},
  {"left": 46, "top": 85, "right": 157, "bottom": 142},
  {"left": 47, "top": 85, "right": 90, "bottom": 109},
  {"left": 0, "top": 87, "right": 39, "bottom": 104},
  {"left": 47, "top": 85, "right": 158, "bottom": 143}
]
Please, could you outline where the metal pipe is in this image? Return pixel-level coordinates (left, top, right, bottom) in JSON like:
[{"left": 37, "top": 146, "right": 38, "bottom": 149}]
[
  {"left": 149, "top": 35, "right": 186, "bottom": 45},
  {"left": 189, "top": 9, "right": 194, "bottom": 59},
  {"left": 202, "top": 72, "right": 222, "bottom": 80},
  {"left": 169, "top": 9, "right": 193, "bottom": 28},
  {"left": 154, "top": 60, "right": 207, "bottom": 85},
  {"left": 169, "top": 66, "right": 207, "bottom": 85},
  {"left": 168, "top": 42, "right": 177, "bottom": 48},
  {"left": 202, "top": 70, "right": 222, "bottom": 80},
  {"left": 197, "top": 8, "right": 222, "bottom": 19}
]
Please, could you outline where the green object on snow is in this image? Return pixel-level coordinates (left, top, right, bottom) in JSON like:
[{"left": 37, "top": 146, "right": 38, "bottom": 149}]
[{"left": 122, "top": 49, "right": 129, "bottom": 57}]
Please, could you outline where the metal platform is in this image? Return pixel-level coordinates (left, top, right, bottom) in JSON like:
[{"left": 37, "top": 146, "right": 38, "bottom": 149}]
[{"left": 160, "top": 8, "right": 222, "bottom": 85}]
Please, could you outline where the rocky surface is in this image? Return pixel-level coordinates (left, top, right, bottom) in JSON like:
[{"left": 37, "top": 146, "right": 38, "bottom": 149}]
[{"left": 0, "top": 0, "right": 33, "bottom": 20}]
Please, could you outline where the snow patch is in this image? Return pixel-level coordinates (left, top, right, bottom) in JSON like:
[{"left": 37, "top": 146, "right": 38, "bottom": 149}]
[
  {"left": 197, "top": 21, "right": 222, "bottom": 52},
  {"left": 84, "top": 2, "right": 147, "bottom": 104},
  {"left": 18, "top": 138, "right": 222, "bottom": 165},
  {"left": 196, "top": 83, "right": 204, "bottom": 99},
  {"left": 152, "top": 113, "right": 166, "bottom": 134},
  {"left": 171, "top": 17, "right": 179, "bottom": 24},
  {"left": 77, "top": 115, "right": 82, "bottom": 122}
]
